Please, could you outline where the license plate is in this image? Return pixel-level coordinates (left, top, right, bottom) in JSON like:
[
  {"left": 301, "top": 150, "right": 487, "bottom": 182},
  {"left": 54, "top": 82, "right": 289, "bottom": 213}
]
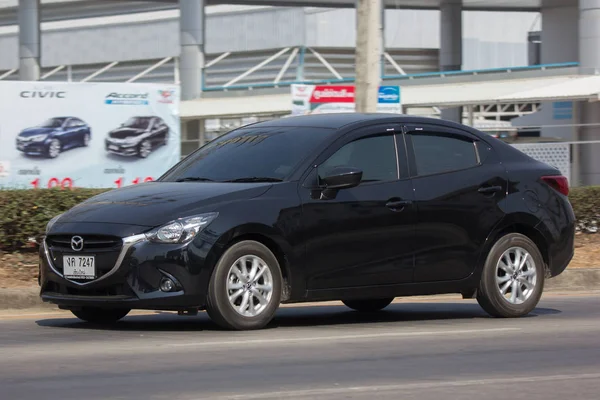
[
  {"left": 63, "top": 255, "right": 96, "bottom": 280},
  {"left": 109, "top": 145, "right": 119, "bottom": 150}
]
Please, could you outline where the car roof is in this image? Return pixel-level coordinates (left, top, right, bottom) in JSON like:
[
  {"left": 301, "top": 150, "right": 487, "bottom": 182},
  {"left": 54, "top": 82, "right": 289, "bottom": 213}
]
[{"left": 247, "top": 113, "right": 478, "bottom": 133}]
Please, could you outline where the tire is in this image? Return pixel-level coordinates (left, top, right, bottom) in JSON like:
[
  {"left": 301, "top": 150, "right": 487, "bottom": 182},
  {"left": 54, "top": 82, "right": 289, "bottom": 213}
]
[
  {"left": 137, "top": 140, "right": 151, "bottom": 158},
  {"left": 71, "top": 307, "right": 130, "bottom": 323},
  {"left": 342, "top": 298, "right": 394, "bottom": 312},
  {"left": 476, "top": 233, "right": 545, "bottom": 318},
  {"left": 46, "top": 139, "right": 61, "bottom": 159},
  {"left": 206, "top": 240, "right": 283, "bottom": 330}
]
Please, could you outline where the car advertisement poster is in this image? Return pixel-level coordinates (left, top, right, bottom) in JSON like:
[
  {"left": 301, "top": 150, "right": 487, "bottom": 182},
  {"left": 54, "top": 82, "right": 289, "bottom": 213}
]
[
  {"left": 290, "top": 84, "right": 401, "bottom": 115},
  {"left": 0, "top": 81, "right": 180, "bottom": 189}
]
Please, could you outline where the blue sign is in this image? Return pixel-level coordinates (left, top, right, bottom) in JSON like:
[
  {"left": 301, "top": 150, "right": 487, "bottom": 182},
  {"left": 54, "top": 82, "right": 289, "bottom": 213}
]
[
  {"left": 552, "top": 101, "right": 573, "bottom": 120},
  {"left": 378, "top": 86, "right": 401, "bottom": 104}
]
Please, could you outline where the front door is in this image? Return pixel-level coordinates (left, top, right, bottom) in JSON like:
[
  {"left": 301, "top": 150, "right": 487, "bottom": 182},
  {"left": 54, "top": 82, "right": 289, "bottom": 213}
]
[
  {"left": 300, "top": 125, "right": 416, "bottom": 290},
  {"left": 403, "top": 124, "right": 508, "bottom": 283}
]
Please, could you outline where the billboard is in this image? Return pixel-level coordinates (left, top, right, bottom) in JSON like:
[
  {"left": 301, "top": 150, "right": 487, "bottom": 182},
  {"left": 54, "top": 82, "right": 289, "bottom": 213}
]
[
  {"left": 0, "top": 81, "right": 180, "bottom": 189},
  {"left": 290, "top": 84, "right": 401, "bottom": 115}
]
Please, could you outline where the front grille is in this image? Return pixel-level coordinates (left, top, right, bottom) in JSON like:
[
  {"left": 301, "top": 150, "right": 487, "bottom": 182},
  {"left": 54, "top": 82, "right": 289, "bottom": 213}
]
[{"left": 46, "top": 234, "right": 123, "bottom": 283}]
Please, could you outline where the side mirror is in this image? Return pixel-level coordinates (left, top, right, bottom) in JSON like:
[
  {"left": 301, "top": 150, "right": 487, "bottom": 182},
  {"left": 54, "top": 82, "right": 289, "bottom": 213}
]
[{"left": 320, "top": 166, "right": 363, "bottom": 190}]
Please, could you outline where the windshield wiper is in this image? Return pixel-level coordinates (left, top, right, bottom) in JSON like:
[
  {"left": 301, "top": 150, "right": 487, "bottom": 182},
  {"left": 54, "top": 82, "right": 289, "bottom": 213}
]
[
  {"left": 175, "top": 177, "right": 215, "bottom": 182},
  {"left": 225, "top": 177, "right": 283, "bottom": 183}
]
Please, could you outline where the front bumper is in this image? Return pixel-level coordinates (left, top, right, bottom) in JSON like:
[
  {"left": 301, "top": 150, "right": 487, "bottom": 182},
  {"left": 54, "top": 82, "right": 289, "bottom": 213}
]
[
  {"left": 39, "top": 233, "right": 212, "bottom": 311},
  {"left": 16, "top": 140, "right": 49, "bottom": 155},
  {"left": 105, "top": 140, "right": 139, "bottom": 156}
]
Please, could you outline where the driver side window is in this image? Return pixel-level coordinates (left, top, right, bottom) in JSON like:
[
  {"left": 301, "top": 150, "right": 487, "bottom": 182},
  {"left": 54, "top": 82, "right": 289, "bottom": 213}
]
[{"left": 319, "top": 135, "right": 398, "bottom": 182}]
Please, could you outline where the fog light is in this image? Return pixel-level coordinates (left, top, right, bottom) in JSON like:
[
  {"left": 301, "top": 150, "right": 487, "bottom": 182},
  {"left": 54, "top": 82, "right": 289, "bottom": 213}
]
[{"left": 160, "top": 278, "right": 175, "bottom": 292}]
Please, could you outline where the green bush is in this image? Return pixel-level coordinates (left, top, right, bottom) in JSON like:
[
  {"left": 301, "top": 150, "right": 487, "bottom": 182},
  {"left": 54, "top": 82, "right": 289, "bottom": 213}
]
[
  {"left": 0, "top": 188, "right": 109, "bottom": 251},
  {"left": 0, "top": 185, "right": 599, "bottom": 252},
  {"left": 569, "top": 186, "right": 600, "bottom": 233}
]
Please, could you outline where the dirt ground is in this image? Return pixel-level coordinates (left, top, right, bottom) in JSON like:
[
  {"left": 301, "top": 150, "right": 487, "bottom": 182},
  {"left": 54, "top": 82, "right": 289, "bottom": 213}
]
[{"left": 1, "top": 234, "right": 599, "bottom": 289}]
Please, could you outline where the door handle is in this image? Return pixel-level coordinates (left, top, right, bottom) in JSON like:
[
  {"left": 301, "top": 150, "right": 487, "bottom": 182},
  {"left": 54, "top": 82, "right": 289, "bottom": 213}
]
[
  {"left": 386, "top": 199, "right": 412, "bottom": 211},
  {"left": 478, "top": 185, "right": 503, "bottom": 194}
]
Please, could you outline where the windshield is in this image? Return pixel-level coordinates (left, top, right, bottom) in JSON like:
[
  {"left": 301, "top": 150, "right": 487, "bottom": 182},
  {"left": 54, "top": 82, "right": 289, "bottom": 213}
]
[
  {"left": 38, "top": 118, "right": 66, "bottom": 128},
  {"left": 123, "top": 117, "right": 152, "bottom": 130},
  {"left": 160, "top": 126, "right": 334, "bottom": 182}
]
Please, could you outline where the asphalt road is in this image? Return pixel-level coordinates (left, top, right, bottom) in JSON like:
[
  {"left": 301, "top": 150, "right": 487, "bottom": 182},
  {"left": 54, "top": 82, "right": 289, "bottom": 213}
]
[{"left": 1, "top": 293, "right": 600, "bottom": 400}]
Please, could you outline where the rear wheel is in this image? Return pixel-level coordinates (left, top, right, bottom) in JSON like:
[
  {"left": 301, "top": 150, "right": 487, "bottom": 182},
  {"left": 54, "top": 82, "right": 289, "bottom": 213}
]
[
  {"left": 342, "top": 298, "right": 394, "bottom": 312},
  {"left": 206, "top": 240, "right": 283, "bottom": 330},
  {"left": 476, "top": 233, "right": 545, "bottom": 318},
  {"left": 71, "top": 307, "right": 130, "bottom": 323}
]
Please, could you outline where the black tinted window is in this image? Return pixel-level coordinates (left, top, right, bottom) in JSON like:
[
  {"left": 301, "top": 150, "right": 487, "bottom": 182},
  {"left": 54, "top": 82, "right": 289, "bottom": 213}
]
[
  {"left": 161, "top": 126, "right": 334, "bottom": 182},
  {"left": 320, "top": 135, "right": 398, "bottom": 182},
  {"left": 410, "top": 132, "right": 478, "bottom": 176}
]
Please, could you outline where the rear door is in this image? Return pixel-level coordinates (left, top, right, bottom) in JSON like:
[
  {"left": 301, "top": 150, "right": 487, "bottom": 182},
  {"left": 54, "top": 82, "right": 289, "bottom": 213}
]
[{"left": 403, "top": 124, "right": 507, "bottom": 282}]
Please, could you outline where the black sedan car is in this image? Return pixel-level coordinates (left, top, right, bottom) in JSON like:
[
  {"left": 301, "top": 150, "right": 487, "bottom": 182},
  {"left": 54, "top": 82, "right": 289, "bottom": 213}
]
[
  {"left": 16, "top": 117, "right": 91, "bottom": 158},
  {"left": 40, "top": 114, "right": 575, "bottom": 330},
  {"left": 105, "top": 116, "right": 169, "bottom": 158}
]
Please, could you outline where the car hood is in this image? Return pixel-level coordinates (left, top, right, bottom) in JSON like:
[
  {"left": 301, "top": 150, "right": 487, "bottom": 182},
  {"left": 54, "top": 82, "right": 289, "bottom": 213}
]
[
  {"left": 19, "top": 127, "right": 56, "bottom": 137},
  {"left": 53, "top": 181, "right": 273, "bottom": 228},
  {"left": 109, "top": 127, "right": 146, "bottom": 139}
]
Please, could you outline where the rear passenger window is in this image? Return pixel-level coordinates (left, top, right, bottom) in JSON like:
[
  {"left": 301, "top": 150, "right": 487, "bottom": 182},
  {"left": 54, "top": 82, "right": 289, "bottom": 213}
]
[{"left": 410, "top": 132, "right": 479, "bottom": 176}]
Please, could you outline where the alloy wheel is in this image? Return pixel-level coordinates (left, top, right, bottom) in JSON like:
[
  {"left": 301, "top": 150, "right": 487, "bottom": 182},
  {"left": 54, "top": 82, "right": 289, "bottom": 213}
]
[
  {"left": 139, "top": 140, "right": 151, "bottom": 158},
  {"left": 48, "top": 139, "right": 60, "bottom": 158},
  {"left": 495, "top": 246, "right": 537, "bottom": 305},
  {"left": 226, "top": 255, "right": 274, "bottom": 317}
]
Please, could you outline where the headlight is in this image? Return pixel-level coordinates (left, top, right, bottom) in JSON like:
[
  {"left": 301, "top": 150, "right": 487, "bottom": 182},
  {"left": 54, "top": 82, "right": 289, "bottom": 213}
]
[
  {"left": 30, "top": 134, "right": 49, "bottom": 142},
  {"left": 46, "top": 213, "right": 63, "bottom": 233},
  {"left": 145, "top": 212, "right": 218, "bottom": 244}
]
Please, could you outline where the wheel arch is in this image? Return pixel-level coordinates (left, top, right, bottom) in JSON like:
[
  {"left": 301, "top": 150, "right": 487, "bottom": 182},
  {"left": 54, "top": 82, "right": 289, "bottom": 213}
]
[
  {"left": 479, "top": 213, "right": 551, "bottom": 277},
  {"left": 209, "top": 223, "right": 296, "bottom": 302}
]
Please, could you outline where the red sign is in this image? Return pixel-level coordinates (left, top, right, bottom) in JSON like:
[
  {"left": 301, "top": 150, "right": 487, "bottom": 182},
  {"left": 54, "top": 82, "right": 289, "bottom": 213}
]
[{"left": 309, "top": 85, "right": 355, "bottom": 103}]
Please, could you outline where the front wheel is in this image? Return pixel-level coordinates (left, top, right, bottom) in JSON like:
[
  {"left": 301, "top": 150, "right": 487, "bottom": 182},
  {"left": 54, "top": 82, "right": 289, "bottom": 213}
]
[
  {"left": 46, "top": 139, "right": 61, "bottom": 158},
  {"left": 206, "top": 240, "right": 283, "bottom": 330},
  {"left": 342, "top": 298, "right": 394, "bottom": 312},
  {"left": 71, "top": 307, "right": 130, "bottom": 323},
  {"left": 476, "top": 233, "right": 545, "bottom": 318},
  {"left": 137, "top": 140, "right": 151, "bottom": 158}
]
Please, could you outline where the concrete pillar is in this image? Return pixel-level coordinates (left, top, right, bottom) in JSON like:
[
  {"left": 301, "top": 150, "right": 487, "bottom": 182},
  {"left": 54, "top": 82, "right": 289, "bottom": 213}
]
[
  {"left": 541, "top": 2, "right": 578, "bottom": 64},
  {"left": 18, "top": 0, "right": 40, "bottom": 81},
  {"left": 179, "top": 0, "right": 205, "bottom": 101},
  {"left": 355, "top": 0, "right": 382, "bottom": 113},
  {"left": 439, "top": 0, "right": 462, "bottom": 122},
  {"left": 579, "top": 0, "right": 600, "bottom": 185}
]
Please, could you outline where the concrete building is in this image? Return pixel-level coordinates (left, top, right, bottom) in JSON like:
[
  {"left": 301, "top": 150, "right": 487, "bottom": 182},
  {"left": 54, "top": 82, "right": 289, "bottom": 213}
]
[{"left": 0, "top": 0, "right": 598, "bottom": 184}]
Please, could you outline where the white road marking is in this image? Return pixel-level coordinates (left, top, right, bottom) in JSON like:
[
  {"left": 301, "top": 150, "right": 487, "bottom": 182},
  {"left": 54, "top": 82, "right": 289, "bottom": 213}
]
[
  {"left": 212, "top": 372, "right": 600, "bottom": 399},
  {"left": 166, "top": 327, "right": 520, "bottom": 348}
]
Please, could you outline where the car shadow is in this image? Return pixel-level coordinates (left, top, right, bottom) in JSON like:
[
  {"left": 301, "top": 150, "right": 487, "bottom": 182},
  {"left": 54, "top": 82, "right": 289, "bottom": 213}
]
[{"left": 34, "top": 301, "right": 562, "bottom": 332}]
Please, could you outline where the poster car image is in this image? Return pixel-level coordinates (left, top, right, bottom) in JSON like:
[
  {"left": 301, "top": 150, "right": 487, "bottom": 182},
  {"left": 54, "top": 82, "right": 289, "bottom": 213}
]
[
  {"left": 105, "top": 116, "right": 169, "bottom": 158},
  {"left": 0, "top": 81, "right": 180, "bottom": 189},
  {"left": 16, "top": 117, "right": 91, "bottom": 159}
]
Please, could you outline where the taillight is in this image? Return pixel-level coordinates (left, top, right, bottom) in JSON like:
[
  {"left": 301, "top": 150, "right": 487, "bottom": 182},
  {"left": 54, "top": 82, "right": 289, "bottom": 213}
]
[{"left": 541, "top": 175, "right": 569, "bottom": 196}]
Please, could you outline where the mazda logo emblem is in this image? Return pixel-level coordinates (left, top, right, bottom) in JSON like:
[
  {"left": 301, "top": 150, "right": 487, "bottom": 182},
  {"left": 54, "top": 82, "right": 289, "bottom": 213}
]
[{"left": 71, "top": 236, "right": 84, "bottom": 252}]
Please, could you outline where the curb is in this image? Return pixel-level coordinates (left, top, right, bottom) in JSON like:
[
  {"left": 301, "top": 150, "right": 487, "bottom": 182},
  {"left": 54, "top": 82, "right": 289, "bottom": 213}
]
[{"left": 1, "top": 268, "right": 599, "bottom": 310}]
